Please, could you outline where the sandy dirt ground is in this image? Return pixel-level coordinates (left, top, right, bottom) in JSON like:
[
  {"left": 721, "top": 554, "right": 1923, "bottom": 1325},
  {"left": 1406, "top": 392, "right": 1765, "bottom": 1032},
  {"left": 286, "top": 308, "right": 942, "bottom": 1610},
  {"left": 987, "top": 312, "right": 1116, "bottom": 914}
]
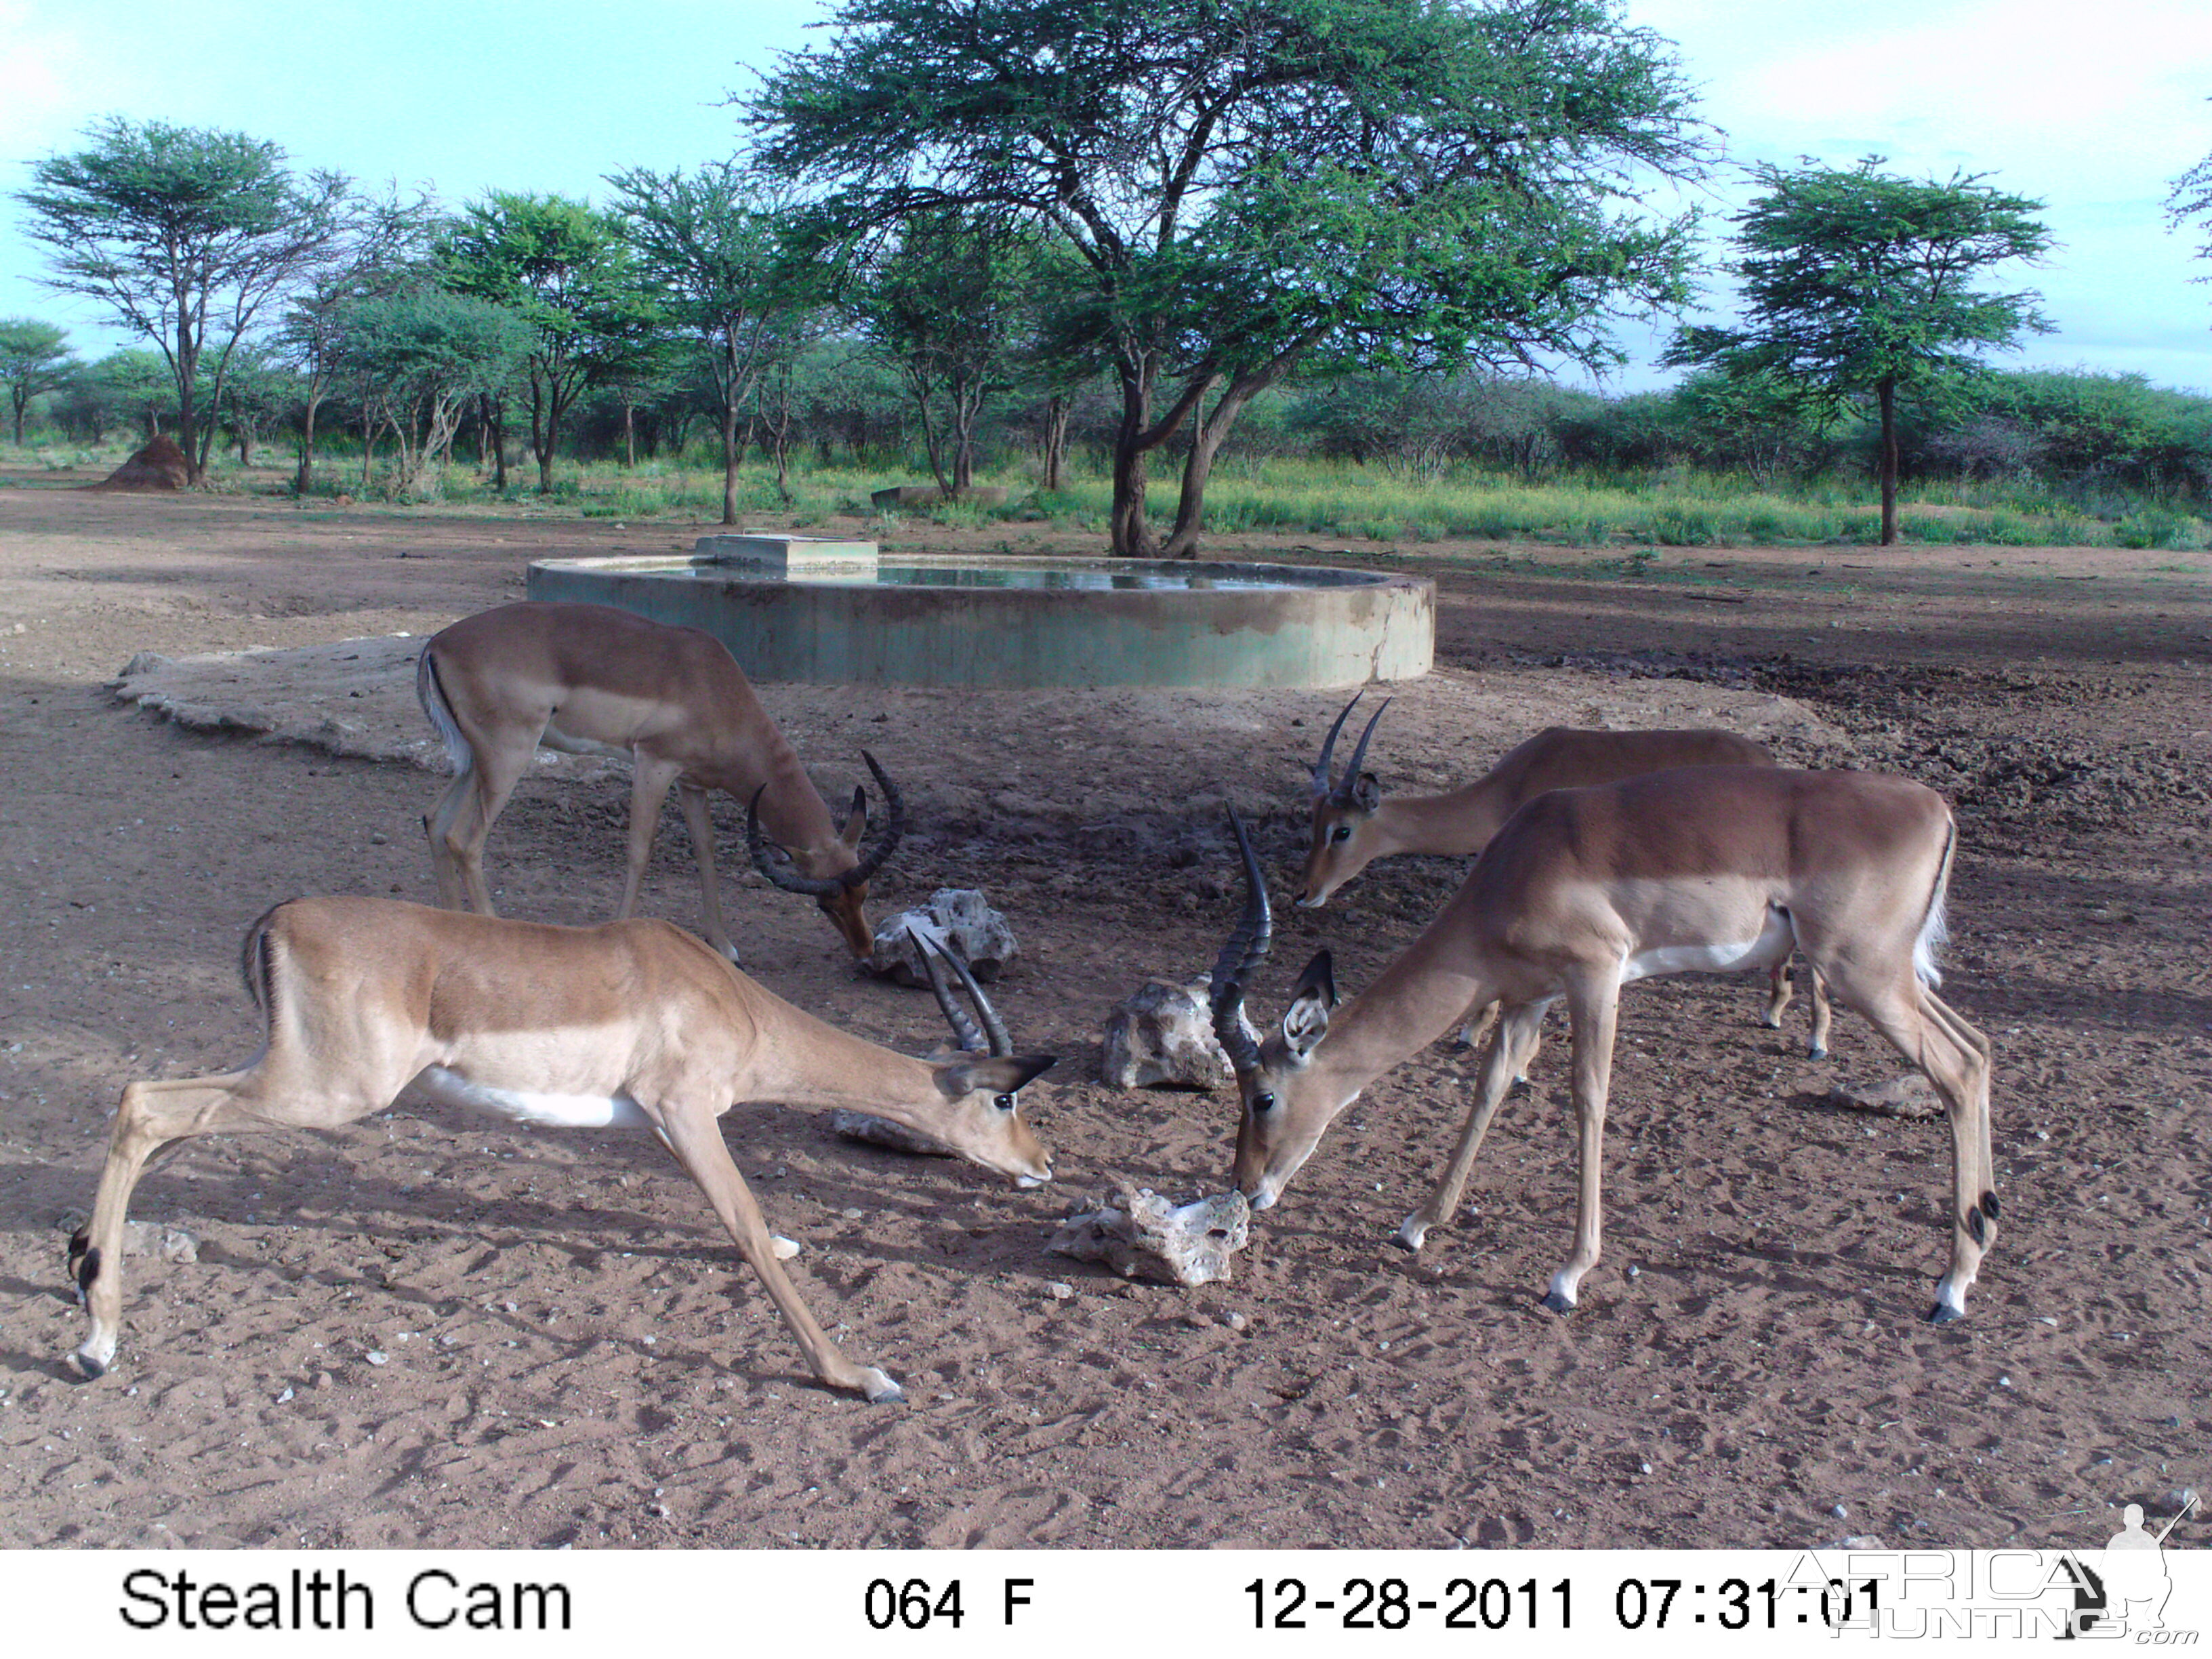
[{"left": 1, "top": 473, "right": 2207, "bottom": 1552}]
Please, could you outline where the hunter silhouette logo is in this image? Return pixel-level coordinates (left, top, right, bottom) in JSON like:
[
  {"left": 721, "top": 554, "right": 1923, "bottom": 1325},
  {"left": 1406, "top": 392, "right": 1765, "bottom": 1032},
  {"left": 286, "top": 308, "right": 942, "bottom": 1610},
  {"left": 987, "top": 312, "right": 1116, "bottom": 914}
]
[{"left": 2059, "top": 1494, "right": 2198, "bottom": 1640}]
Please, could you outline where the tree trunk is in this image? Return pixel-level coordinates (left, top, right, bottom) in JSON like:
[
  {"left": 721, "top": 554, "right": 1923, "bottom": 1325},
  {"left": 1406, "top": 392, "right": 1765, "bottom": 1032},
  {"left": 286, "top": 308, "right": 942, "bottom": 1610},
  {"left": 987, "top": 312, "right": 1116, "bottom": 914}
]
[
  {"left": 1108, "top": 359, "right": 1158, "bottom": 556},
  {"left": 720, "top": 399, "right": 741, "bottom": 526},
  {"left": 295, "top": 386, "right": 325, "bottom": 496},
  {"left": 1041, "top": 395, "right": 1069, "bottom": 492},
  {"left": 1163, "top": 387, "right": 1256, "bottom": 557},
  {"left": 1879, "top": 376, "right": 1899, "bottom": 547},
  {"left": 1160, "top": 354, "right": 1301, "bottom": 557},
  {"left": 622, "top": 401, "right": 636, "bottom": 469}
]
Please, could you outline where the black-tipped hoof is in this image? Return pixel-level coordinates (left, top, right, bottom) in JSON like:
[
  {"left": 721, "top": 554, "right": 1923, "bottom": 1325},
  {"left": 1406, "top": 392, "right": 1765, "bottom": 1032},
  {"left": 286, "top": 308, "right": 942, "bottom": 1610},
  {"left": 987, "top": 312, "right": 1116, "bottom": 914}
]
[
  {"left": 1540, "top": 1290, "right": 1575, "bottom": 1315},
  {"left": 1926, "top": 1302, "right": 1966, "bottom": 1326},
  {"left": 66, "top": 1349, "right": 107, "bottom": 1381},
  {"left": 1806, "top": 1046, "right": 1828, "bottom": 1063},
  {"left": 1981, "top": 1190, "right": 2000, "bottom": 1221},
  {"left": 1388, "top": 1231, "right": 1418, "bottom": 1254}
]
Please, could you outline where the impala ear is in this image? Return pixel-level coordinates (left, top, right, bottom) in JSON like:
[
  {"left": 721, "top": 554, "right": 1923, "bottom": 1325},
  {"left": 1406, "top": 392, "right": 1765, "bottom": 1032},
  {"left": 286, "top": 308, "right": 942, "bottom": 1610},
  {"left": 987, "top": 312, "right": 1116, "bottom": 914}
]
[
  {"left": 1349, "top": 772, "right": 1382, "bottom": 813},
  {"left": 840, "top": 785, "right": 867, "bottom": 851},
  {"left": 935, "top": 1054, "right": 1058, "bottom": 1099},
  {"left": 1282, "top": 949, "right": 1334, "bottom": 1056},
  {"left": 1292, "top": 949, "right": 1337, "bottom": 1008}
]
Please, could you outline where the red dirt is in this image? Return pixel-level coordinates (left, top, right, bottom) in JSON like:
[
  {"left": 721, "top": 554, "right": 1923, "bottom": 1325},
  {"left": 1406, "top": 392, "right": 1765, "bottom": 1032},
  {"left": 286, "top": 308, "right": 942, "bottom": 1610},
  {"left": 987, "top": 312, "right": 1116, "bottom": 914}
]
[{"left": 0, "top": 476, "right": 2206, "bottom": 1551}]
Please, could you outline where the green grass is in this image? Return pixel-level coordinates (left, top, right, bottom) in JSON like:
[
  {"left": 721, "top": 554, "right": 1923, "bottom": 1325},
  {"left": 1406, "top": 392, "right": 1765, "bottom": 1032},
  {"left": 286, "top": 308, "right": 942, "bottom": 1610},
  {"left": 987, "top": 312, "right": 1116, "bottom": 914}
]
[{"left": 8, "top": 434, "right": 2206, "bottom": 550}]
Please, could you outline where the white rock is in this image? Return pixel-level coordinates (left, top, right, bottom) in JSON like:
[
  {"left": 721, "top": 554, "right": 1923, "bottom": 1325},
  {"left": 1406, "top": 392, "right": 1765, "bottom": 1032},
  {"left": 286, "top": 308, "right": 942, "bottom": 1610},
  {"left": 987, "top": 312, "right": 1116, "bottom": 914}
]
[
  {"left": 1100, "top": 978, "right": 1233, "bottom": 1091},
  {"left": 872, "top": 890, "right": 1017, "bottom": 985},
  {"left": 1048, "top": 1188, "right": 1250, "bottom": 1288},
  {"left": 827, "top": 1107, "right": 955, "bottom": 1159}
]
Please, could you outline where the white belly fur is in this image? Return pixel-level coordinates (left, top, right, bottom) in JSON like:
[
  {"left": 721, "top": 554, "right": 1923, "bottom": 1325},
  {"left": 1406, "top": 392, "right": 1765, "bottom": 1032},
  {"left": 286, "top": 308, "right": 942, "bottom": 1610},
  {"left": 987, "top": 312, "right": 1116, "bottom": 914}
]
[
  {"left": 414, "top": 1065, "right": 652, "bottom": 1130},
  {"left": 1620, "top": 904, "right": 1795, "bottom": 985}
]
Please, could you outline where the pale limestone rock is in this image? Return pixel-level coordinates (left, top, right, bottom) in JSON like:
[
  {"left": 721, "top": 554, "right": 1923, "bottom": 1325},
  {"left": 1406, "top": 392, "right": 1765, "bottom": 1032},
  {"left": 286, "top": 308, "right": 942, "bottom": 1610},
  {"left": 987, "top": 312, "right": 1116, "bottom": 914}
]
[
  {"left": 1048, "top": 1187, "right": 1250, "bottom": 1288},
  {"left": 1101, "top": 977, "right": 1233, "bottom": 1090},
  {"left": 872, "top": 889, "right": 1017, "bottom": 985},
  {"left": 1825, "top": 1073, "right": 1940, "bottom": 1118},
  {"left": 827, "top": 1107, "right": 955, "bottom": 1159}
]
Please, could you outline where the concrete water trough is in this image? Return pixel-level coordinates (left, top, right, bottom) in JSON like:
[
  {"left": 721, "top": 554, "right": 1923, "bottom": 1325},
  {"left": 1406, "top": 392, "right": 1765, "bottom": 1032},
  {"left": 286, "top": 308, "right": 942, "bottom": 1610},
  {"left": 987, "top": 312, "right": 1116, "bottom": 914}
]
[{"left": 525, "top": 535, "right": 1433, "bottom": 689}]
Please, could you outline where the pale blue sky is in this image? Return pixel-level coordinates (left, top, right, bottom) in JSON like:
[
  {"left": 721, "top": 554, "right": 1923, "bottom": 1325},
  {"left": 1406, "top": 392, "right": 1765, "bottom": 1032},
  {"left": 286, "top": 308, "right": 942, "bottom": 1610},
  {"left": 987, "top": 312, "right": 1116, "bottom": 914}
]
[{"left": 5, "top": 0, "right": 2211, "bottom": 392}]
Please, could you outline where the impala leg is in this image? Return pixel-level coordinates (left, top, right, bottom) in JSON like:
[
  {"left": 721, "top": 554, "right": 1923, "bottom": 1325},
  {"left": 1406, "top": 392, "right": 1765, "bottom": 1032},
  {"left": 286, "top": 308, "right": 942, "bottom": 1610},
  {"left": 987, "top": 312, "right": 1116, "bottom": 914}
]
[
  {"left": 675, "top": 780, "right": 740, "bottom": 964},
  {"left": 653, "top": 1102, "right": 903, "bottom": 1404},
  {"left": 1763, "top": 960, "right": 1795, "bottom": 1029},
  {"left": 1543, "top": 975, "right": 1619, "bottom": 1313},
  {"left": 1455, "top": 998, "right": 1500, "bottom": 1052},
  {"left": 615, "top": 757, "right": 684, "bottom": 923},
  {"left": 1395, "top": 1000, "right": 1547, "bottom": 1252},
  {"left": 1828, "top": 971, "right": 1994, "bottom": 1322},
  {"left": 428, "top": 739, "right": 532, "bottom": 916},
  {"left": 70, "top": 1071, "right": 271, "bottom": 1378},
  {"left": 1805, "top": 966, "right": 1834, "bottom": 1061}
]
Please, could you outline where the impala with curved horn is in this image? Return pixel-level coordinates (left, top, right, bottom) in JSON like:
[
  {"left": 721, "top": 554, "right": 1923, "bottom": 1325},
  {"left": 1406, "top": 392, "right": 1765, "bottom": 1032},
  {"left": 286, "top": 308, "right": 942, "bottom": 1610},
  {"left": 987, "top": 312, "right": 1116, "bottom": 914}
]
[
  {"left": 418, "top": 602, "right": 902, "bottom": 964},
  {"left": 66, "top": 898, "right": 1055, "bottom": 1404},
  {"left": 1212, "top": 768, "right": 1995, "bottom": 1324},
  {"left": 1301, "top": 693, "right": 1830, "bottom": 1057}
]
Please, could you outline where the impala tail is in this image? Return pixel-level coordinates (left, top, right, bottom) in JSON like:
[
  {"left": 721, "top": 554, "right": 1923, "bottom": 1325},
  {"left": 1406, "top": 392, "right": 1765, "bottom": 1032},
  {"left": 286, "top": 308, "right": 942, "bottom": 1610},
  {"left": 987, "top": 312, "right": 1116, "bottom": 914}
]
[
  {"left": 1914, "top": 818, "right": 1957, "bottom": 989},
  {"left": 414, "top": 644, "right": 472, "bottom": 777}
]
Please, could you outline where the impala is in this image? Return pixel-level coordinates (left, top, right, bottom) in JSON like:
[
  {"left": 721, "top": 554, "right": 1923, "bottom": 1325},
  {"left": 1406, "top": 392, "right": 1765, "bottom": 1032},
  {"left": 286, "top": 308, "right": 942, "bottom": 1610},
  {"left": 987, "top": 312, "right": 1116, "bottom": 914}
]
[
  {"left": 1211, "top": 766, "right": 1995, "bottom": 1323},
  {"left": 66, "top": 899, "right": 1055, "bottom": 1404},
  {"left": 1299, "top": 693, "right": 1831, "bottom": 1057},
  {"left": 417, "top": 602, "right": 901, "bottom": 964}
]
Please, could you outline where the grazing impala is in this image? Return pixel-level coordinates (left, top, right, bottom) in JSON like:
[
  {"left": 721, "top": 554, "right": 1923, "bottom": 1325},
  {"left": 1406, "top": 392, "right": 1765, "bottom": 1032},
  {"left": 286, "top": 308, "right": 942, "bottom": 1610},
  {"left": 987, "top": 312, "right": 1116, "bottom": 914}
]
[
  {"left": 417, "top": 602, "right": 901, "bottom": 964},
  {"left": 1298, "top": 693, "right": 1831, "bottom": 1057},
  {"left": 66, "top": 899, "right": 1055, "bottom": 1404},
  {"left": 1211, "top": 767, "right": 1995, "bottom": 1323}
]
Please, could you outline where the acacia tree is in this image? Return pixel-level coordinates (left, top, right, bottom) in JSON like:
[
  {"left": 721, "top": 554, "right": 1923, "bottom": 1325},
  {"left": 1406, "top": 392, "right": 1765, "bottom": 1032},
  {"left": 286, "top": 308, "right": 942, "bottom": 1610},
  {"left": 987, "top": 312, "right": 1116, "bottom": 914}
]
[
  {"left": 440, "top": 193, "right": 656, "bottom": 493},
  {"left": 276, "top": 186, "right": 438, "bottom": 495},
  {"left": 2169, "top": 130, "right": 2212, "bottom": 271},
  {"left": 1666, "top": 157, "right": 2052, "bottom": 546},
  {"left": 606, "top": 165, "right": 820, "bottom": 521},
  {"left": 15, "top": 117, "right": 352, "bottom": 483},
  {"left": 0, "top": 319, "right": 78, "bottom": 445},
  {"left": 335, "top": 288, "right": 532, "bottom": 498},
  {"left": 750, "top": 0, "right": 1707, "bottom": 555},
  {"left": 853, "top": 211, "right": 1040, "bottom": 493}
]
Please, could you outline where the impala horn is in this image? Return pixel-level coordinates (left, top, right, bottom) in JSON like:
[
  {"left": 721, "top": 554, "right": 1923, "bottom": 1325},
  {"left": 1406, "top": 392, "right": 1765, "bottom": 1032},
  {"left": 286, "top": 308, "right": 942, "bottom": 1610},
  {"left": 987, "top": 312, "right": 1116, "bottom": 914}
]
[
  {"left": 912, "top": 926, "right": 1012, "bottom": 1057},
  {"left": 1318, "top": 694, "right": 1389, "bottom": 814},
  {"left": 1207, "top": 807, "right": 1274, "bottom": 1076},
  {"left": 747, "top": 751, "right": 906, "bottom": 895}
]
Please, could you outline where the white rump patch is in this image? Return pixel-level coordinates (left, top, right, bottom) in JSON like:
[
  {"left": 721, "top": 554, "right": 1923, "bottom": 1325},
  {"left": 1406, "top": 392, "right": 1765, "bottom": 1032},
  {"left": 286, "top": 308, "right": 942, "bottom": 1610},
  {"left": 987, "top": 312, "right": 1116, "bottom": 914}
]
[
  {"left": 1620, "top": 904, "right": 1795, "bottom": 985},
  {"left": 1914, "top": 884, "right": 1948, "bottom": 988},
  {"left": 414, "top": 1065, "right": 651, "bottom": 1130}
]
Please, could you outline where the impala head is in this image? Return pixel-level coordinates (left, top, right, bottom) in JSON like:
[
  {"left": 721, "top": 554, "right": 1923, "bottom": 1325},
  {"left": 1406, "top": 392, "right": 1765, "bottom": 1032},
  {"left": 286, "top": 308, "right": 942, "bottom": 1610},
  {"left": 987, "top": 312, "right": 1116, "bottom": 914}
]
[
  {"left": 747, "top": 752, "right": 905, "bottom": 960},
  {"left": 1210, "top": 808, "right": 1352, "bottom": 1210},
  {"left": 912, "top": 927, "right": 1057, "bottom": 1187},
  {"left": 1296, "top": 692, "right": 1391, "bottom": 908}
]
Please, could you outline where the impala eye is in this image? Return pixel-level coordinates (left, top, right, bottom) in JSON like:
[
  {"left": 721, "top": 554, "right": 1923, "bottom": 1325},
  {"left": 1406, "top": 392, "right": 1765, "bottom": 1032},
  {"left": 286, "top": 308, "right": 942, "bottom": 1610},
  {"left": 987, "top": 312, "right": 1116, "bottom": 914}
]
[
  {"left": 1330, "top": 825, "right": 1351, "bottom": 843},
  {"left": 993, "top": 1092, "right": 1017, "bottom": 1112},
  {"left": 1252, "top": 1092, "right": 1277, "bottom": 1114}
]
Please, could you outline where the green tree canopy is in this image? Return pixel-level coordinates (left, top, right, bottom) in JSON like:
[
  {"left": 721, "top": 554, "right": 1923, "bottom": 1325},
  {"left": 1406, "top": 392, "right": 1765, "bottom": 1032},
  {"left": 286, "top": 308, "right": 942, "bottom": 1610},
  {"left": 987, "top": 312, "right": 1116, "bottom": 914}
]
[
  {"left": 606, "top": 164, "right": 824, "bottom": 520},
  {"left": 14, "top": 117, "right": 352, "bottom": 481},
  {"left": 749, "top": 0, "right": 1710, "bottom": 554},
  {"left": 851, "top": 211, "right": 1043, "bottom": 495},
  {"left": 335, "top": 287, "right": 533, "bottom": 497},
  {"left": 1666, "top": 156, "right": 2052, "bottom": 544},
  {"left": 440, "top": 192, "right": 658, "bottom": 493},
  {"left": 0, "top": 318, "right": 78, "bottom": 445}
]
